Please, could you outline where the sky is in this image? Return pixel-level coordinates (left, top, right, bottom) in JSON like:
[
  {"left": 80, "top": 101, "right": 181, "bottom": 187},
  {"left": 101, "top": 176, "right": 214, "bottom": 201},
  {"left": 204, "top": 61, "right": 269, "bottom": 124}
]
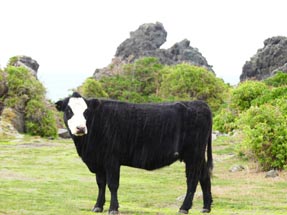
[{"left": 1, "top": 0, "right": 287, "bottom": 101}]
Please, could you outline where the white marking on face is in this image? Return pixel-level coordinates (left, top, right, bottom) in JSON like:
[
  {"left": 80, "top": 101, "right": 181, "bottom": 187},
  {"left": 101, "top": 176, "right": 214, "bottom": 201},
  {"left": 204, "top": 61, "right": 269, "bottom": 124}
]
[{"left": 67, "top": 97, "right": 88, "bottom": 136}]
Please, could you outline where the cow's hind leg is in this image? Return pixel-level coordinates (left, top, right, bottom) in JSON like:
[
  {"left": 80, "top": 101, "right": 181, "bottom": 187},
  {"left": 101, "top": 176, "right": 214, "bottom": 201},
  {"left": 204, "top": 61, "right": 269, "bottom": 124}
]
[
  {"left": 179, "top": 161, "right": 201, "bottom": 214},
  {"left": 93, "top": 171, "right": 106, "bottom": 212},
  {"left": 106, "top": 164, "right": 120, "bottom": 214},
  {"left": 200, "top": 159, "right": 212, "bottom": 213}
]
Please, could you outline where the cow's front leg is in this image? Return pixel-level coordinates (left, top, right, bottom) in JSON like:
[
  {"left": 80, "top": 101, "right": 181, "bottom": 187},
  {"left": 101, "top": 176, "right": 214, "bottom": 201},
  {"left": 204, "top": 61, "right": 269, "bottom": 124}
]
[
  {"left": 92, "top": 171, "right": 106, "bottom": 213},
  {"left": 106, "top": 164, "right": 120, "bottom": 214}
]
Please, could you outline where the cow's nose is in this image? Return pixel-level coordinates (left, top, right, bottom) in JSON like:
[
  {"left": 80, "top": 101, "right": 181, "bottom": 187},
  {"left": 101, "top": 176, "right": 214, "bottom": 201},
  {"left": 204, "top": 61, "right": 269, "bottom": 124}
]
[{"left": 76, "top": 126, "right": 86, "bottom": 135}]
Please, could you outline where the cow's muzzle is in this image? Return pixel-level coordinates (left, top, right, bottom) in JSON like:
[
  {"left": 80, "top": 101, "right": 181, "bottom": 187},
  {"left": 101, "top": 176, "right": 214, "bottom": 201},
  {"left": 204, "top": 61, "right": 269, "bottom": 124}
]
[{"left": 75, "top": 125, "right": 87, "bottom": 136}]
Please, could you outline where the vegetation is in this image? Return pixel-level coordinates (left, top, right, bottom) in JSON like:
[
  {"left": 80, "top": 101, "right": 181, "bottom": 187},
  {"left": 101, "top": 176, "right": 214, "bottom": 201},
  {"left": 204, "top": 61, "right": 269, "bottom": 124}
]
[
  {"left": 159, "top": 64, "right": 227, "bottom": 111},
  {"left": 82, "top": 57, "right": 228, "bottom": 111},
  {"left": 78, "top": 58, "right": 287, "bottom": 170},
  {"left": 2, "top": 55, "right": 287, "bottom": 170},
  {"left": 78, "top": 77, "right": 108, "bottom": 99},
  {"left": 25, "top": 99, "right": 58, "bottom": 138},
  {"left": 1, "top": 56, "right": 287, "bottom": 213},
  {"left": 214, "top": 72, "right": 287, "bottom": 170},
  {"left": 1, "top": 135, "right": 286, "bottom": 215},
  {"left": 0, "top": 60, "right": 58, "bottom": 138},
  {"left": 231, "top": 80, "right": 268, "bottom": 111},
  {"left": 100, "top": 57, "right": 165, "bottom": 103}
]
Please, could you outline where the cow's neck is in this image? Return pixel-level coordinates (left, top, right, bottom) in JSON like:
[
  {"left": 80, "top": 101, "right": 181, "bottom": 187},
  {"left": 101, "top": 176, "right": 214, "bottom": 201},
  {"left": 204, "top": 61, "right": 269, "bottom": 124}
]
[{"left": 72, "top": 136, "right": 87, "bottom": 158}]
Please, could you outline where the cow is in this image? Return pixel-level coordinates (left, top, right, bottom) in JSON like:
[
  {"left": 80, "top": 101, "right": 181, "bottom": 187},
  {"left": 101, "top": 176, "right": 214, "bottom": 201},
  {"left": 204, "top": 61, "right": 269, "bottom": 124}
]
[{"left": 55, "top": 92, "right": 213, "bottom": 214}]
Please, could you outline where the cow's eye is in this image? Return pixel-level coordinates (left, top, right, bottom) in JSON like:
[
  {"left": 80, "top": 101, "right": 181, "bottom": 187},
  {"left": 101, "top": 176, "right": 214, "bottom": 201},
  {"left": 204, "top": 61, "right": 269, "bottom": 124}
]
[
  {"left": 83, "top": 109, "right": 89, "bottom": 118},
  {"left": 66, "top": 108, "right": 73, "bottom": 118}
]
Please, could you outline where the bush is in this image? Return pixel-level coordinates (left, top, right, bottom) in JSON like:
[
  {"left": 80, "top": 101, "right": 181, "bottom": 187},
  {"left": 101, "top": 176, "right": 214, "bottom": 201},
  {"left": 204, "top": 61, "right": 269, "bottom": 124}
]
[
  {"left": 251, "top": 86, "right": 287, "bottom": 106},
  {"left": 5, "top": 66, "right": 45, "bottom": 109},
  {"left": 25, "top": 99, "right": 58, "bottom": 138},
  {"left": 213, "top": 108, "right": 237, "bottom": 133},
  {"left": 124, "top": 57, "right": 164, "bottom": 96},
  {"left": 264, "top": 71, "right": 287, "bottom": 87},
  {"left": 78, "top": 77, "right": 108, "bottom": 98},
  {"left": 238, "top": 103, "right": 287, "bottom": 170},
  {"left": 100, "top": 57, "right": 163, "bottom": 103},
  {"left": 82, "top": 57, "right": 228, "bottom": 110},
  {"left": 2, "top": 65, "right": 58, "bottom": 138},
  {"left": 159, "top": 64, "right": 228, "bottom": 111},
  {"left": 231, "top": 81, "right": 268, "bottom": 111}
]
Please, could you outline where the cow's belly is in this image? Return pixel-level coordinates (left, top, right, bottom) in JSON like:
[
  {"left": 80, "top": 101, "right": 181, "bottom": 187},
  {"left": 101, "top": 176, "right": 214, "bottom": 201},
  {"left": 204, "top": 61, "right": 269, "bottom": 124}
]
[{"left": 121, "top": 151, "right": 180, "bottom": 170}]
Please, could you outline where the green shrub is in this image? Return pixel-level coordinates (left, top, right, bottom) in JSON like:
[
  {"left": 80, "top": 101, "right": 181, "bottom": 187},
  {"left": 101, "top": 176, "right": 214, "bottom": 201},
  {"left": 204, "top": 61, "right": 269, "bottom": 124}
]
[
  {"left": 264, "top": 71, "right": 287, "bottom": 87},
  {"left": 5, "top": 66, "right": 45, "bottom": 108},
  {"left": 83, "top": 58, "right": 228, "bottom": 110},
  {"left": 213, "top": 108, "right": 237, "bottom": 133},
  {"left": 159, "top": 64, "right": 228, "bottom": 111},
  {"left": 25, "top": 99, "right": 58, "bottom": 138},
  {"left": 7, "top": 56, "right": 18, "bottom": 66},
  {"left": 124, "top": 57, "right": 163, "bottom": 96},
  {"left": 3, "top": 65, "right": 58, "bottom": 138},
  {"left": 251, "top": 86, "right": 287, "bottom": 106},
  {"left": 231, "top": 81, "right": 268, "bottom": 111},
  {"left": 238, "top": 103, "right": 287, "bottom": 170},
  {"left": 0, "top": 68, "right": 4, "bottom": 82},
  {"left": 100, "top": 57, "right": 164, "bottom": 103},
  {"left": 78, "top": 77, "right": 108, "bottom": 98}
]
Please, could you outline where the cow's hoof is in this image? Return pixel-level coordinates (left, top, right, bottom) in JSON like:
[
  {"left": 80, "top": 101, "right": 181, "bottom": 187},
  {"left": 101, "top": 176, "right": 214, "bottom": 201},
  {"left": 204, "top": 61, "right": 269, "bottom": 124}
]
[
  {"left": 201, "top": 208, "right": 211, "bottom": 213},
  {"left": 109, "top": 210, "right": 119, "bottom": 214},
  {"left": 178, "top": 209, "right": 188, "bottom": 214},
  {"left": 92, "top": 206, "right": 103, "bottom": 213}
]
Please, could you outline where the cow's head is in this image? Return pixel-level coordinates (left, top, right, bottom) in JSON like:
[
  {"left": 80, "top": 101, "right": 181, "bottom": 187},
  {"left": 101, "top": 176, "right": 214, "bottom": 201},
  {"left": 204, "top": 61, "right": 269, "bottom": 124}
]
[{"left": 55, "top": 92, "right": 89, "bottom": 136}]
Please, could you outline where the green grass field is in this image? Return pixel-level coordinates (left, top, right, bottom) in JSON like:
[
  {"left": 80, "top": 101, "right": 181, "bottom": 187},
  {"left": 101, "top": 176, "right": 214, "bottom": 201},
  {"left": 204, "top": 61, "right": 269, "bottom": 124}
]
[{"left": 0, "top": 135, "right": 287, "bottom": 215}]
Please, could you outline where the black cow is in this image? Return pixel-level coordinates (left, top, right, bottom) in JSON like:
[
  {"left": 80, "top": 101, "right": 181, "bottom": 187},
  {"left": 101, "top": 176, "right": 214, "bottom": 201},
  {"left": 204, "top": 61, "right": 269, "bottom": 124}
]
[{"left": 55, "top": 92, "right": 213, "bottom": 214}]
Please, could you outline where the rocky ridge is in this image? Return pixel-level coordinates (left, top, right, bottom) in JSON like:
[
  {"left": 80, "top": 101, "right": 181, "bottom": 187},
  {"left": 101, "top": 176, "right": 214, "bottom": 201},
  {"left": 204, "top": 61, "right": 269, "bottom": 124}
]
[
  {"left": 94, "top": 22, "right": 213, "bottom": 79},
  {"left": 241, "top": 36, "right": 287, "bottom": 81}
]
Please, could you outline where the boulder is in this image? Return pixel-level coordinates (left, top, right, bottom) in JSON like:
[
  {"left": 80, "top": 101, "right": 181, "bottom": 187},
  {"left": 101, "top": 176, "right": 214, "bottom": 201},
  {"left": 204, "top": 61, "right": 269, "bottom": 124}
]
[
  {"left": 58, "top": 128, "right": 71, "bottom": 138},
  {"left": 240, "top": 36, "right": 287, "bottom": 81},
  {"left": 94, "top": 22, "right": 213, "bottom": 79},
  {"left": 116, "top": 22, "right": 167, "bottom": 60},
  {"left": 265, "top": 169, "right": 279, "bottom": 178},
  {"left": 229, "top": 165, "right": 245, "bottom": 173}
]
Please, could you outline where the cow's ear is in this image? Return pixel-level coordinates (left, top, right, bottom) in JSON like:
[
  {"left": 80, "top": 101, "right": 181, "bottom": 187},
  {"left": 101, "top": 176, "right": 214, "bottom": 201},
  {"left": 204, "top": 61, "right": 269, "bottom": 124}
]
[
  {"left": 87, "top": 99, "right": 100, "bottom": 109},
  {"left": 55, "top": 100, "right": 65, "bottom": 111},
  {"left": 72, "top": 92, "right": 82, "bottom": 98}
]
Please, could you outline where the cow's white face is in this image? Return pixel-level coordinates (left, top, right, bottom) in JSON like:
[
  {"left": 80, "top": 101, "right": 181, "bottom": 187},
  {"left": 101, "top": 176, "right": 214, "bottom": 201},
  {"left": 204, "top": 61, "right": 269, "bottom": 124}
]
[{"left": 66, "top": 97, "right": 88, "bottom": 136}]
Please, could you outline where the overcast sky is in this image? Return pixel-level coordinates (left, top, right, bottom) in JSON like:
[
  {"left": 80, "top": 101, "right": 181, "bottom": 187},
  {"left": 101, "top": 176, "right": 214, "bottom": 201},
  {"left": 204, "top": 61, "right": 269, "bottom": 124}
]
[{"left": 1, "top": 0, "right": 287, "bottom": 101}]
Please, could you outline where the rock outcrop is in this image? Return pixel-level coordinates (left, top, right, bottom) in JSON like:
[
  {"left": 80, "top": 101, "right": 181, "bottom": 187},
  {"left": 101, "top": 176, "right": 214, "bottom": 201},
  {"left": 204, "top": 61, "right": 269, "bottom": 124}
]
[
  {"left": 240, "top": 36, "right": 287, "bottom": 81},
  {"left": 0, "top": 56, "right": 39, "bottom": 134},
  {"left": 94, "top": 22, "right": 213, "bottom": 79},
  {"left": 9, "top": 56, "right": 39, "bottom": 77}
]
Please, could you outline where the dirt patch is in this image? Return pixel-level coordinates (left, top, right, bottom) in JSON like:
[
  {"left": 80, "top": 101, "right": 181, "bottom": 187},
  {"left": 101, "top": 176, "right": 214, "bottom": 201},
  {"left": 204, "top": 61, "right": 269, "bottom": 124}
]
[
  {"left": 0, "top": 169, "right": 37, "bottom": 181},
  {"left": 17, "top": 142, "right": 61, "bottom": 148}
]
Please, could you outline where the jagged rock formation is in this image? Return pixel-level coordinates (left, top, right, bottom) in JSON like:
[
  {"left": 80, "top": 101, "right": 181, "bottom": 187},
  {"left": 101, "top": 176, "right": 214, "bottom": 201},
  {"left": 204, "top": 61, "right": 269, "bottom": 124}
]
[
  {"left": 241, "top": 36, "right": 287, "bottom": 81},
  {"left": 94, "top": 22, "right": 213, "bottom": 79},
  {"left": 116, "top": 22, "right": 167, "bottom": 59}
]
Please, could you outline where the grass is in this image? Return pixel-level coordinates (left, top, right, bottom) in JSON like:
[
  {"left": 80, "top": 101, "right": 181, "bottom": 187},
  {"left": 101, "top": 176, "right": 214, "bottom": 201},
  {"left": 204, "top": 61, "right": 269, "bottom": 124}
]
[{"left": 0, "top": 135, "right": 287, "bottom": 215}]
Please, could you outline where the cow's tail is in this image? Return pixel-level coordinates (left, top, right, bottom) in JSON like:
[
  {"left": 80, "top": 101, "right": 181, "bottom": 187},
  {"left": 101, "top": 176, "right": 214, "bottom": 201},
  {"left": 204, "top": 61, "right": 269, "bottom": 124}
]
[{"left": 207, "top": 128, "right": 213, "bottom": 177}]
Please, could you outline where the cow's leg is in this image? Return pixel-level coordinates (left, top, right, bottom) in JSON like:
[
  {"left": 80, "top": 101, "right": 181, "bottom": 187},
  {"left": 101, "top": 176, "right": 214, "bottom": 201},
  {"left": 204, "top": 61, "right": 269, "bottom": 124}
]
[
  {"left": 199, "top": 160, "right": 212, "bottom": 213},
  {"left": 92, "top": 171, "right": 106, "bottom": 212},
  {"left": 179, "top": 162, "right": 201, "bottom": 214},
  {"left": 106, "top": 165, "right": 120, "bottom": 214}
]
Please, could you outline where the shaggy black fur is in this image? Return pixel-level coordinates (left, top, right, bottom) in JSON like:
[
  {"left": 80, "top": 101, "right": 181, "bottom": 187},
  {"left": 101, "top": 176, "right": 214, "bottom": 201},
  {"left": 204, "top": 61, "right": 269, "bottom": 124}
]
[{"left": 56, "top": 92, "right": 213, "bottom": 214}]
